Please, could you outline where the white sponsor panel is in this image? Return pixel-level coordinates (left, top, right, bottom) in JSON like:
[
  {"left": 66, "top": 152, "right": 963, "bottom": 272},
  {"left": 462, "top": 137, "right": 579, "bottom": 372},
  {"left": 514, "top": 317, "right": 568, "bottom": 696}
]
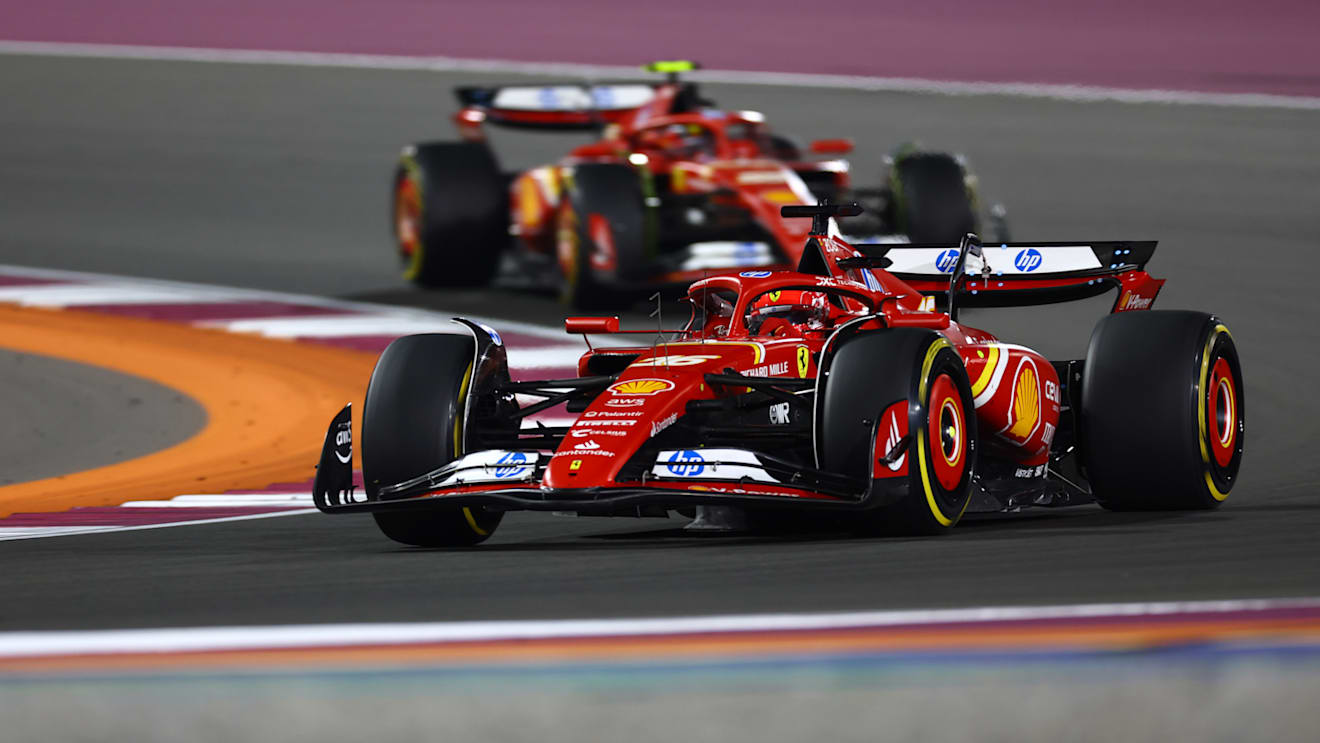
[
  {"left": 430, "top": 450, "right": 540, "bottom": 486},
  {"left": 883, "top": 246, "right": 1102, "bottom": 276},
  {"left": 650, "top": 449, "right": 778, "bottom": 482}
]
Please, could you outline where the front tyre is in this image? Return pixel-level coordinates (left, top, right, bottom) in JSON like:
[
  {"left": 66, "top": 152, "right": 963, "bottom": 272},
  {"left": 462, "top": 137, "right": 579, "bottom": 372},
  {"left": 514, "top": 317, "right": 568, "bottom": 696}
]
[
  {"left": 362, "top": 333, "right": 503, "bottom": 546},
  {"left": 818, "top": 330, "right": 977, "bottom": 535},
  {"left": 1080, "top": 311, "right": 1244, "bottom": 510}
]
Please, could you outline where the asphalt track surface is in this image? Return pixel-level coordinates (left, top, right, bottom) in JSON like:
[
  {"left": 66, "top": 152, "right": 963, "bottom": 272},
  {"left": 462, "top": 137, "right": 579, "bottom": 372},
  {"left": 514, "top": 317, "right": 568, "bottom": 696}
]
[
  {"left": 0, "top": 348, "right": 205, "bottom": 487},
  {"left": 1, "top": 54, "right": 1318, "bottom": 632}
]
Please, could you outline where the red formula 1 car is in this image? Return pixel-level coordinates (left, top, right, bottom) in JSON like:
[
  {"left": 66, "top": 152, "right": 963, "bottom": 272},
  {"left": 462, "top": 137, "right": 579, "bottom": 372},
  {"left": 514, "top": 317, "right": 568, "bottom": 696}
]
[
  {"left": 319, "top": 204, "right": 1243, "bottom": 546},
  {"left": 391, "top": 61, "right": 1007, "bottom": 307}
]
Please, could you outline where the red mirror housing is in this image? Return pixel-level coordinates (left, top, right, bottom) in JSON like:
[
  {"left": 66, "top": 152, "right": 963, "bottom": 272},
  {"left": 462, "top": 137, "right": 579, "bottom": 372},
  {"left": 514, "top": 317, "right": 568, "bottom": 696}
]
[
  {"left": 809, "top": 138, "right": 854, "bottom": 155},
  {"left": 565, "top": 316, "right": 620, "bottom": 334},
  {"left": 571, "top": 142, "right": 621, "bottom": 158}
]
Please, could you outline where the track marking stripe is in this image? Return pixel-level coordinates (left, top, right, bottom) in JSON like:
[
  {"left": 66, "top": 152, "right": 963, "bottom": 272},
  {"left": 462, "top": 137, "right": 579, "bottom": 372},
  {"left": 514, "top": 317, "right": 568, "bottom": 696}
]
[
  {"left": 0, "top": 510, "right": 317, "bottom": 543},
  {"left": 0, "top": 598, "right": 1316, "bottom": 661},
  {"left": 2, "top": 40, "right": 1319, "bottom": 110}
]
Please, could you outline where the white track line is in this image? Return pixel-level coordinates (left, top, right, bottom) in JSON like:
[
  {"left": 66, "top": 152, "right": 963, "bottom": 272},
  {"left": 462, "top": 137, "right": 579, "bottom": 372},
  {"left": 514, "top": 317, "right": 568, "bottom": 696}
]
[
  {"left": 0, "top": 597, "right": 1316, "bottom": 659},
  {"left": 0, "top": 284, "right": 241, "bottom": 306},
  {"left": 2, "top": 40, "right": 1318, "bottom": 111},
  {"left": 0, "top": 510, "right": 317, "bottom": 543},
  {"left": 0, "top": 263, "right": 568, "bottom": 341}
]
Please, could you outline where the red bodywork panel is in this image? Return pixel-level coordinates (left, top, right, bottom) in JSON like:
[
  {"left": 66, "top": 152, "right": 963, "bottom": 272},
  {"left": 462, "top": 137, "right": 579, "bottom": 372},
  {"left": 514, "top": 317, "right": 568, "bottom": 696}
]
[
  {"left": 472, "top": 82, "right": 849, "bottom": 272},
  {"left": 411, "top": 244, "right": 1072, "bottom": 502}
]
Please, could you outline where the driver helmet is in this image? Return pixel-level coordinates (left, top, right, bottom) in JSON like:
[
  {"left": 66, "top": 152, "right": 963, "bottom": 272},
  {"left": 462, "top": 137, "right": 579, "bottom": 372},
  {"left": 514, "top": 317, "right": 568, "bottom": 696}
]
[{"left": 748, "top": 289, "right": 831, "bottom": 335}]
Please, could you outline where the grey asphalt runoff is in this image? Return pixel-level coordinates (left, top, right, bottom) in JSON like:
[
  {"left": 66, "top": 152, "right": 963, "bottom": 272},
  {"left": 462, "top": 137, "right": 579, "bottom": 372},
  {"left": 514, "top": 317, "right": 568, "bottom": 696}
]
[
  {"left": 0, "top": 54, "right": 1318, "bottom": 631},
  {"left": 0, "top": 348, "right": 206, "bottom": 487}
]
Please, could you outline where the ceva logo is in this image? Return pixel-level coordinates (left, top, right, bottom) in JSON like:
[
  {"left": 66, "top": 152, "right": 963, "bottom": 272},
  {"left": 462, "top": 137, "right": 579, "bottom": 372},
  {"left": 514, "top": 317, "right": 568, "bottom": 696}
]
[
  {"left": 935, "top": 249, "right": 960, "bottom": 273},
  {"left": 666, "top": 450, "right": 706, "bottom": 477},
  {"left": 1014, "top": 248, "right": 1043, "bottom": 272}
]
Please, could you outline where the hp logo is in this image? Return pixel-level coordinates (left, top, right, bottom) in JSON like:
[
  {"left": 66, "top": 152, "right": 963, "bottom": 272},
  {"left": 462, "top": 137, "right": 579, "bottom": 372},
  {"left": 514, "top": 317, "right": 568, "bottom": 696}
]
[
  {"left": 935, "top": 249, "right": 960, "bottom": 273},
  {"left": 494, "top": 451, "right": 528, "bottom": 479},
  {"left": 666, "top": 450, "right": 706, "bottom": 477},
  {"left": 1014, "top": 248, "right": 1043, "bottom": 272}
]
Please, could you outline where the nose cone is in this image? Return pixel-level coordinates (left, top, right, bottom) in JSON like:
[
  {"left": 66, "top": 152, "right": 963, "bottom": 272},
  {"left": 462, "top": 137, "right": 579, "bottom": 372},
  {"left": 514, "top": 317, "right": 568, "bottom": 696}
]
[{"left": 542, "top": 376, "right": 684, "bottom": 490}]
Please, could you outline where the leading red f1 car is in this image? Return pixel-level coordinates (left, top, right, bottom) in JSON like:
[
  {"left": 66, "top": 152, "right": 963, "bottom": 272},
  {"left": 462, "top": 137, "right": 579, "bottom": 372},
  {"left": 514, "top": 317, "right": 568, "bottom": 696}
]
[
  {"left": 392, "top": 61, "right": 1007, "bottom": 307},
  {"left": 318, "top": 203, "right": 1244, "bottom": 546}
]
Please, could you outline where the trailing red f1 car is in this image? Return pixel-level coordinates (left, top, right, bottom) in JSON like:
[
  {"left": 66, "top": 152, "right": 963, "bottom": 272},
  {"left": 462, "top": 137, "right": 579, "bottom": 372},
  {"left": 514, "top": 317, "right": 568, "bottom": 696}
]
[
  {"left": 392, "top": 61, "right": 1007, "bottom": 307},
  {"left": 319, "top": 204, "right": 1243, "bottom": 546}
]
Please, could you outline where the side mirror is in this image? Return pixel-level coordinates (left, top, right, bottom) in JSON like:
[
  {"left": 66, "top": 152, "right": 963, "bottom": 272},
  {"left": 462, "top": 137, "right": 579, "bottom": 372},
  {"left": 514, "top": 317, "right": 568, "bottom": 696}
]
[
  {"left": 572, "top": 142, "right": 620, "bottom": 158},
  {"left": 809, "top": 138, "right": 853, "bottom": 155},
  {"left": 565, "top": 316, "right": 620, "bottom": 334}
]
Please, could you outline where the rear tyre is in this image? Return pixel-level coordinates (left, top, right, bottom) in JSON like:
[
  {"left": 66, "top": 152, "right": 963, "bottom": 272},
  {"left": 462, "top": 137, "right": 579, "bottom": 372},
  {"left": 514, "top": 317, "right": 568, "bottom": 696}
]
[
  {"left": 393, "top": 142, "right": 508, "bottom": 287},
  {"left": 886, "top": 149, "right": 977, "bottom": 244},
  {"left": 362, "top": 333, "right": 503, "bottom": 546},
  {"left": 1080, "top": 311, "right": 1244, "bottom": 510},
  {"left": 818, "top": 330, "right": 977, "bottom": 535},
  {"left": 557, "top": 163, "right": 647, "bottom": 309}
]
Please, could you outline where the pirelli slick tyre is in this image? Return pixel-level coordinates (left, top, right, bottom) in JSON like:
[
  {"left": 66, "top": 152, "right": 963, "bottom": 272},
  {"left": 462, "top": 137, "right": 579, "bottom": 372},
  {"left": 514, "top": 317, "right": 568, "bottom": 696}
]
[
  {"left": 362, "top": 334, "right": 503, "bottom": 546},
  {"left": 393, "top": 142, "right": 507, "bottom": 288},
  {"left": 886, "top": 150, "right": 977, "bottom": 244},
  {"left": 557, "top": 163, "right": 647, "bottom": 309},
  {"left": 818, "top": 329, "right": 977, "bottom": 535},
  {"left": 1080, "top": 311, "right": 1244, "bottom": 510}
]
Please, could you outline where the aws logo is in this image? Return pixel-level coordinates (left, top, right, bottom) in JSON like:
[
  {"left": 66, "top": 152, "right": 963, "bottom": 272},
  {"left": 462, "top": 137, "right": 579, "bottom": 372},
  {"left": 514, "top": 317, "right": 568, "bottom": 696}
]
[
  {"left": 1001, "top": 359, "right": 1041, "bottom": 444},
  {"left": 608, "top": 378, "right": 675, "bottom": 396}
]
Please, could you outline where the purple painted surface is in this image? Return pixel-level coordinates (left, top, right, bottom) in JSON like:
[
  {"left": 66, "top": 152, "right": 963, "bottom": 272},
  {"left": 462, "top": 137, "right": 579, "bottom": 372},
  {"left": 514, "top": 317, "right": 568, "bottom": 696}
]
[
  {"left": 77, "top": 301, "right": 356, "bottom": 322},
  {"left": 5, "top": 1, "right": 1318, "bottom": 96}
]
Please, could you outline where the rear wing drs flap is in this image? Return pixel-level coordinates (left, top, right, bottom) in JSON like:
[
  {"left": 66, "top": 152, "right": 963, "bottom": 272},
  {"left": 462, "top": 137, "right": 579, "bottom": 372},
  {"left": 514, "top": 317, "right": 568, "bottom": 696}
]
[
  {"left": 455, "top": 83, "right": 658, "bottom": 130},
  {"left": 840, "top": 240, "right": 1166, "bottom": 313}
]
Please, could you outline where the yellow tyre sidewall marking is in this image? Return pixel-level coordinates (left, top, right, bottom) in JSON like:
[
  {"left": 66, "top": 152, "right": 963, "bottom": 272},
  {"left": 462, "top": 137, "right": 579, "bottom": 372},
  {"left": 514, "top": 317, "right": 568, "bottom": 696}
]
[
  {"left": 1197, "top": 324, "right": 1233, "bottom": 502},
  {"left": 916, "top": 338, "right": 966, "bottom": 527}
]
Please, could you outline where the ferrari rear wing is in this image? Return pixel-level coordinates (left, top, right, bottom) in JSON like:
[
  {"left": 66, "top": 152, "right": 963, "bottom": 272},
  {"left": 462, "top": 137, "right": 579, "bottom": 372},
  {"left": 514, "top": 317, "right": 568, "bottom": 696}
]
[
  {"left": 840, "top": 240, "right": 1165, "bottom": 313},
  {"left": 454, "top": 83, "right": 658, "bottom": 130}
]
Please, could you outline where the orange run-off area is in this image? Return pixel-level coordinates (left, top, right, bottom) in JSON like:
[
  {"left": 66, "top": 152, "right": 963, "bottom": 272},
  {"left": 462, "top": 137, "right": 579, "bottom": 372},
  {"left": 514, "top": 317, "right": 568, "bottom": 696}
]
[{"left": 0, "top": 304, "right": 375, "bottom": 517}]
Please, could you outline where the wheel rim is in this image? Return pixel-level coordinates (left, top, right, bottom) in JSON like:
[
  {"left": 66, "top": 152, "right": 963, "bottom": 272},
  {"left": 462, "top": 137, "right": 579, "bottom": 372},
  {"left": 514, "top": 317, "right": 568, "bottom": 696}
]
[
  {"left": 1207, "top": 356, "right": 1237, "bottom": 468},
  {"left": 928, "top": 373, "right": 967, "bottom": 491},
  {"left": 395, "top": 174, "right": 421, "bottom": 261}
]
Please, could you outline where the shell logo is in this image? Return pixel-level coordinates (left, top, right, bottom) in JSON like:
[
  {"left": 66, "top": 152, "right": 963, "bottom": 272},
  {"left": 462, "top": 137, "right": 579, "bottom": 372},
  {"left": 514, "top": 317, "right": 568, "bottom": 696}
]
[
  {"left": 1004, "top": 361, "right": 1040, "bottom": 442},
  {"left": 608, "top": 378, "right": 675, "bottom": 396}
]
